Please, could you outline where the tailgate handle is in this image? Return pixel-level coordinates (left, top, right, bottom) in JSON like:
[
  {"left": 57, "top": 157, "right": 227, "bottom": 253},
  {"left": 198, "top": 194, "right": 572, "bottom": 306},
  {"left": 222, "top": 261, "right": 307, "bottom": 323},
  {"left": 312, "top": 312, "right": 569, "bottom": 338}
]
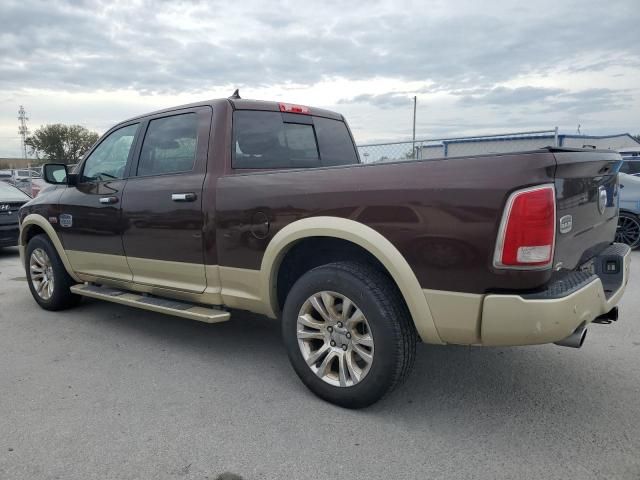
[{"left": 171, "top": 192, "right": 197, "bottom": 202}]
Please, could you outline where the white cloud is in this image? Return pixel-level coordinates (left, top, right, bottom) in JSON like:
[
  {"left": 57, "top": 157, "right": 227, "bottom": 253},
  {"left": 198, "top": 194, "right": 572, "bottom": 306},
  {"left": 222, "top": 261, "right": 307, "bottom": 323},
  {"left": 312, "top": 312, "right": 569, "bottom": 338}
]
[{"left": 0, "top": 0, "right": 638, "bottom": 156}]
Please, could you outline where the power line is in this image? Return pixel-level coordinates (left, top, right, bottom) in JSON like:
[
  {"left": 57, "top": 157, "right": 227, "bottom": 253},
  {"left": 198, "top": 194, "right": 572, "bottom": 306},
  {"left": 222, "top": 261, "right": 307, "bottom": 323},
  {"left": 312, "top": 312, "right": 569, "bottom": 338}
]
[{"left": 18, "top": 105, "right": 30, "bottom": 160}]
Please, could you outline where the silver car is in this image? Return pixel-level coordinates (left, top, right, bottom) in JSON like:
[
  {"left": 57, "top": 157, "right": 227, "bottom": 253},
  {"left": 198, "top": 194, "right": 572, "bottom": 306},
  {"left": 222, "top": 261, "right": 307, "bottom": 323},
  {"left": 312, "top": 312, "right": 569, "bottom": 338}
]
[{"left": 617, "top": 172, "right": 640, "bottom": 249}]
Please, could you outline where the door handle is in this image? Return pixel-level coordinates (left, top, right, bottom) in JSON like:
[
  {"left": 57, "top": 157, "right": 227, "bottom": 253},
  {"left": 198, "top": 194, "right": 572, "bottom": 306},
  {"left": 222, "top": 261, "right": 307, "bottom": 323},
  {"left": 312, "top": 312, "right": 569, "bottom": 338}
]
[
  {"left": 99, "top": 196, "right": 118, "bottom": 204},
  {"left": 171, "top": 192, "right": 197, "bottom": 202}
]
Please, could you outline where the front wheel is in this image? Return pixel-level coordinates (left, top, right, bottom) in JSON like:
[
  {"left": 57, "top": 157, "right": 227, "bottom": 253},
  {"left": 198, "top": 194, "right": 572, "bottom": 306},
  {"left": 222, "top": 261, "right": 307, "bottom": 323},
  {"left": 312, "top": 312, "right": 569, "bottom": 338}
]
[
  {"left": 282, "top": 261, "right": 416, "bottom": 408},
  {"left": 615, "top": 212, "right": 640, "bottom": 249},
  {"left": 26, "top": 234, "right": 81, "bottom": 311}
]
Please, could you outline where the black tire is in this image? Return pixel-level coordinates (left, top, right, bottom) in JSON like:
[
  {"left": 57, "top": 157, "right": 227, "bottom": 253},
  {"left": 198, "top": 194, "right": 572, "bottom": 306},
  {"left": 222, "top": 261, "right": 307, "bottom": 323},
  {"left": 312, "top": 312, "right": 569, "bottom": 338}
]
[
  {"left": 25, "top": 234, "right": 81, "bottom": 311},
  {"left": 615, "top": 212, "right": 640, "bottom": 249},
  {"left": 282, "top": 261, "right": 417, "bottom": 409}
]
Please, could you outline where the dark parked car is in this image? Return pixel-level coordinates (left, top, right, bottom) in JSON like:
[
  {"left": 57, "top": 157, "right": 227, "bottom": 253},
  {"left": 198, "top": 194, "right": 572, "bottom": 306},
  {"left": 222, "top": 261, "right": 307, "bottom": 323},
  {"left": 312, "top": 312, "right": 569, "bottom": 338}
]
[
  {"left": 616, "top": 172, "right": 640, "bottom": 249},
  {"left": 0, "top": 181, "right": 31, "bottom": 248},
  {"left": 18, "top": 97, "right": 631, "bottom": 408}
]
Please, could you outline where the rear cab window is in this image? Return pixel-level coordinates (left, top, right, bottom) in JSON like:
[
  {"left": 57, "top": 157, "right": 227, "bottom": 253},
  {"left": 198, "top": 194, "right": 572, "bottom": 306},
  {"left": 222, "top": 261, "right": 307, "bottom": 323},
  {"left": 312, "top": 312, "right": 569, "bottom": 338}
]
[{"left": 232, "top": 110, "right": 359, "bottom": 170}]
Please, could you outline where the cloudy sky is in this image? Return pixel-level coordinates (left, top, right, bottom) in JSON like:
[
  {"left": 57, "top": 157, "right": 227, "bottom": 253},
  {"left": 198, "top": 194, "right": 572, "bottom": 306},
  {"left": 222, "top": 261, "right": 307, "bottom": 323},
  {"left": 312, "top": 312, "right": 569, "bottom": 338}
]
[{"left": 1, "top": 0, "right": 639, "bottom": 157}]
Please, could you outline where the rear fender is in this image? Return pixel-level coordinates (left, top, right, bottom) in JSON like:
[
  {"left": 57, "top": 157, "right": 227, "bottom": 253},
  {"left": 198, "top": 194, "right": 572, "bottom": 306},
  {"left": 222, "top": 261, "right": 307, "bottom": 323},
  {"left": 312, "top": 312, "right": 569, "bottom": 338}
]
[{"left": 259, "top": 216, "right": 444, "bottom": 344}]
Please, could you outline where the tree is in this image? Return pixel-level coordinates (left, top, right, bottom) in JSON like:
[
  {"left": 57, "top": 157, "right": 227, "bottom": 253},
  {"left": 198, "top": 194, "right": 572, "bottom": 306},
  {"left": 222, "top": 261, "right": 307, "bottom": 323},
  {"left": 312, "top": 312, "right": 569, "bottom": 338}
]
[{"left": 25, "top": 124, "right": 99, "bottom": 163}]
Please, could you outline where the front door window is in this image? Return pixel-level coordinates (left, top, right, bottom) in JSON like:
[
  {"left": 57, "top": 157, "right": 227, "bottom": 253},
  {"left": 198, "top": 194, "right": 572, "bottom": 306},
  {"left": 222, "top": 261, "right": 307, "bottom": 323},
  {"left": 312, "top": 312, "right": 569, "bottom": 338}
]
[{"left": 81, "top": 124, "right": 138, "bottom": 182}]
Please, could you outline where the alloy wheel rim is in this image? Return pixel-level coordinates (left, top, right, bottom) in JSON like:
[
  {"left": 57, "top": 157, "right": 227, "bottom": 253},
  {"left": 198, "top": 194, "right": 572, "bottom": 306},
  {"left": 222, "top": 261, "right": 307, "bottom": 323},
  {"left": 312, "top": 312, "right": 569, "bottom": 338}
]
[
  {"left": 297, "top": 291, "right": 374, "bottom": 387},
  {"left": 30, "top": 248, "right": 54, "bottom": 300},
  {"left": 616, "top": 216, "right": 640, "bottom": 247}
]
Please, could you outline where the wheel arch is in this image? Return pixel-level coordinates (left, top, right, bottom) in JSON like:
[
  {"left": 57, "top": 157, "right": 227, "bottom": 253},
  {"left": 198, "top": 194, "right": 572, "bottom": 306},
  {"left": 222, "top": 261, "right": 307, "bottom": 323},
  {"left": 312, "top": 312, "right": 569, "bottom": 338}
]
[
  {"left": 20, "top": 214, "right": 80, "bottom": 282},
  {"left": 259, "top": 216, "right": 443, "bottom": 344}
]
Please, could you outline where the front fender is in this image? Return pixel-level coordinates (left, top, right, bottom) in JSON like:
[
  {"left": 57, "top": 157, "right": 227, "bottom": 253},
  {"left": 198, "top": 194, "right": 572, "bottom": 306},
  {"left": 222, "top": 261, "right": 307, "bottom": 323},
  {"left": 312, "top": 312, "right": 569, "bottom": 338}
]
[{"left": 19, "top": 213, "right": 80, "bottom": 282}]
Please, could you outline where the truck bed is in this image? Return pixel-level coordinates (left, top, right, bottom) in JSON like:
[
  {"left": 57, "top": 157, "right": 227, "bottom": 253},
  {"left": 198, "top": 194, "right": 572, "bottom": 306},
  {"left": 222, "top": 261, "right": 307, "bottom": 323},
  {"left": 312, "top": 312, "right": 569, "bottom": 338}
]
[{"left": 217, "top": 147, "right": 621, "bottom": 294}]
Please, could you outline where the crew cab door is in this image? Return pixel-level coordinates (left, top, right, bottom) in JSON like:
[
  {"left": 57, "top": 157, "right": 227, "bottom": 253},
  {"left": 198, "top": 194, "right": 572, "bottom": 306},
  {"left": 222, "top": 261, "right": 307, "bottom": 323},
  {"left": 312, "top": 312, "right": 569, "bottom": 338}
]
[
  {"left": 58, "top": 122, "right": 140, "bottom": 281},
  {"left": 120, "top": 107, "right": 211, "bottom": 293}
]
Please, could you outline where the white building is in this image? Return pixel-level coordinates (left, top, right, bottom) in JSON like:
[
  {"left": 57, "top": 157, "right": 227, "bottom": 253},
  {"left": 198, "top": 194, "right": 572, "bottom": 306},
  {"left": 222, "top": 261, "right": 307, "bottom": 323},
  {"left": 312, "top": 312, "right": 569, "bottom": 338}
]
[{"left": 418, "top": 133, "right": 640, "bottom": 160}]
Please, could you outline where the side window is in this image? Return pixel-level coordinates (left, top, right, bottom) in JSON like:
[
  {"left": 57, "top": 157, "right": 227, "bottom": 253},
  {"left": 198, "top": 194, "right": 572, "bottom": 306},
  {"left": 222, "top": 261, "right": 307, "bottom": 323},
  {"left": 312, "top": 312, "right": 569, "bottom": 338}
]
[
  {"left": 137, "top": 113, "right": 198, "bottom": 176},
  {"left": 233, "top": 111, "right": 320, "bottom": 169},
  {"left": 314, "top": 116, "right": 360, "bottom": 166},
  {"left": 82, "top": 124, "right": 138, "bottom": 182}
]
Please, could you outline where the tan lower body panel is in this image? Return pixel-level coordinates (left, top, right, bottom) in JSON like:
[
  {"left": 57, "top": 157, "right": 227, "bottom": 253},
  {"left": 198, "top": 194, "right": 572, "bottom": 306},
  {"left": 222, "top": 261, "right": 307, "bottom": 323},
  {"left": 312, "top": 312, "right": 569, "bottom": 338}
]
[
  {"left": 426, "top": 282, "right": 612, "bottom": 346},
  {"left": 481, "top": 279, "right": 605, "bottom": 346},
  {"left": 67, "top": 250, "right": 133, "bottom": 282},
  {"left": 75, "top": 273, "right": 223, "bottom": 306},
  {"left": 481, "top": 247, "right": 631, "bottom": 346},
  {"left": 74, "top": 264, "right": 264, "bottom": 312},
  {"left": 423, "top": 289, "right": 483, "bottom": 345},
  {"left": 66, "top": 250, "right": 209, "bottom": 293},
  {"left": 126, "top": 256, "right": 207, "bottom": 293},
  {"left": 423, "top": 242, "right": 631, "bottom": 346},
  {"left": 218, "top": 266, "right": 270, "bottom": 315},
  {"left": 70, "top": 284, "right": 230, "bottom": 323}
]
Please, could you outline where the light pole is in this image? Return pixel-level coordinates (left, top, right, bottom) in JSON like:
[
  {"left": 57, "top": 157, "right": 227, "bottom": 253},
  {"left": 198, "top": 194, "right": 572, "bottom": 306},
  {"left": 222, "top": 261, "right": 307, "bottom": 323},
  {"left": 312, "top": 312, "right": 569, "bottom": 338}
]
[{"left": 412, "top": 96, "right": 417, "bottom": 159}]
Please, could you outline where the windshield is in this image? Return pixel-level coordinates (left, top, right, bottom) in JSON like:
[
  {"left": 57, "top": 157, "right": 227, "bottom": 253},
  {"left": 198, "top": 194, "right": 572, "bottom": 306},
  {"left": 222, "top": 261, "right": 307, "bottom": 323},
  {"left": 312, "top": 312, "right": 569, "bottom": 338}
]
[
  {"left": 620, "top": 160, "right": 640, "bottom": 175},
  {"left": 0, "top": 181, "right": 31, "bottom": 201}
]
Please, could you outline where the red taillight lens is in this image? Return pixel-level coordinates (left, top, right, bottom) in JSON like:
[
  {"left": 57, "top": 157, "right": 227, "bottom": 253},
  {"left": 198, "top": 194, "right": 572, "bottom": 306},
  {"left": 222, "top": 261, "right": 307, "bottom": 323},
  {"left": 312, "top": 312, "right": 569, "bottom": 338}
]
[
  {"left": 278, "top": 102, "right": 310, "bottom": 114},
  {"left": 494, "top": 185, "right": 556, "bottom": 268}
]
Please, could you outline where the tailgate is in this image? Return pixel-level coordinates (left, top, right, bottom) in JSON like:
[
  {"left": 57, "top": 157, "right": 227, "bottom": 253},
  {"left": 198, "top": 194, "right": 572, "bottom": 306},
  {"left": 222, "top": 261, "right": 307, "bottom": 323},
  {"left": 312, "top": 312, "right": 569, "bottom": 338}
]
[{"left": 553, "top": 150, "right": 622, "bottom": 270}]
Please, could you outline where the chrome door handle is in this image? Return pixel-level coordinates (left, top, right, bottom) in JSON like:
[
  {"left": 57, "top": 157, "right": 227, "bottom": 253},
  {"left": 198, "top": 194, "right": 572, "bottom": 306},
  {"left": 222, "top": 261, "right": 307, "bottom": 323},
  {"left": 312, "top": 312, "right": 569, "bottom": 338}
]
[
  {"left": 99, "top": 196, "right": 118, "bottom": 204},
  {"left": 171, "top": 192, "right": 197, "bottom": 202}
]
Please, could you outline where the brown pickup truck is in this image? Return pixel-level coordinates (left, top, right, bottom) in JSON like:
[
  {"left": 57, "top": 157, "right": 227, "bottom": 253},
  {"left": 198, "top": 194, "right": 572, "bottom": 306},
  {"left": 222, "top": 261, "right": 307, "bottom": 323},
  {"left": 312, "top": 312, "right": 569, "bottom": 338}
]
[{"left": 18, "top": 97, "right": 631, "bottom": 408}]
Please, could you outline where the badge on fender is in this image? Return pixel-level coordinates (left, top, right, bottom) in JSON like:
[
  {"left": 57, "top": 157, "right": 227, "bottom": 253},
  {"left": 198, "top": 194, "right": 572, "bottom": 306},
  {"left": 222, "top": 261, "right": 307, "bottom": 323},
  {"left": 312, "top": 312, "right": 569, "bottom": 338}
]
[{"left": 59, "top": 214, "right": 73, "bottom": 228}]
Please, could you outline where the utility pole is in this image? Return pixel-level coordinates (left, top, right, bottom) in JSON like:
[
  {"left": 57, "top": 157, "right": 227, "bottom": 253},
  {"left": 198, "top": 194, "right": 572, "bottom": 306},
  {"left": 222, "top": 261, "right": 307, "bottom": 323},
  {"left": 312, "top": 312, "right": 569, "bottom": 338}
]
[
  {"left": 18, "top": 106, "right": 32, "bottom": 192},
  {"left": 18, "top": 105, "right": 30, "bottom": 160},
  {"left": 412, "top": 96, "right": 417, "bottom": 159}
]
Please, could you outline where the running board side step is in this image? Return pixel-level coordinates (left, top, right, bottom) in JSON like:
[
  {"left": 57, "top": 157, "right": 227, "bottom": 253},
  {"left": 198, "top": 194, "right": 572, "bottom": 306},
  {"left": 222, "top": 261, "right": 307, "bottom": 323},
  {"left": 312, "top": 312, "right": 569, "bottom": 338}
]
[{"left": 70, "top": 284, "right": 230, "bottom": 324}]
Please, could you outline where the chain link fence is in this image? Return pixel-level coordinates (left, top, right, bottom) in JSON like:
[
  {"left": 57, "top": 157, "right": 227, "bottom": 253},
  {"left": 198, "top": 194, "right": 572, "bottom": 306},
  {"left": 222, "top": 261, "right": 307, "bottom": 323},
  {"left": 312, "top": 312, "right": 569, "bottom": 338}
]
[{"left": 357, "top": 129, "right": 559, "bottom": 164}]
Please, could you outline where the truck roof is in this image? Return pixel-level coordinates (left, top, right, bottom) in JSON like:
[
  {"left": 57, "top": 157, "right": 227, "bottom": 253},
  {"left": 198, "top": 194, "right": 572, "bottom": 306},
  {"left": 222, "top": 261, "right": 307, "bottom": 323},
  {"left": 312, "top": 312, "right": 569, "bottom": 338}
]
[{"left": 116, "top": 97, "right": 343, "bottom": 128}]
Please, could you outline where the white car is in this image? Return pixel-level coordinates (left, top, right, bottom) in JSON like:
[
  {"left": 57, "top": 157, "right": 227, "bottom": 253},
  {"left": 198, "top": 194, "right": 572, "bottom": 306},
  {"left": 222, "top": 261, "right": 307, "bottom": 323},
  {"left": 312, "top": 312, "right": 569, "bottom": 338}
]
[{"left": 11, "top": 169, "right": 41, "bottom": 182}]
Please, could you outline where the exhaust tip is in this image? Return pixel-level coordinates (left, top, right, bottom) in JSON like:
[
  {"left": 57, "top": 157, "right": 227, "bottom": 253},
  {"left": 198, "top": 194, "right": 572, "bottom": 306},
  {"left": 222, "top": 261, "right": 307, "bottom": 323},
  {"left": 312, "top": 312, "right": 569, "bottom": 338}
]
[{"left": 554, "top": 325, "right": 587, "bottom": 349}]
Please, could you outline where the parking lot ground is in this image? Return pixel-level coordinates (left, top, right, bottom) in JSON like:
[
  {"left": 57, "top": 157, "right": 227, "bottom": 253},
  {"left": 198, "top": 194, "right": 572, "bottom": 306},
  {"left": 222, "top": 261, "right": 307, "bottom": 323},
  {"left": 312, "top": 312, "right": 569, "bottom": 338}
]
[{"left": 1, "top": 246, "right": 640, "bottom": 480}]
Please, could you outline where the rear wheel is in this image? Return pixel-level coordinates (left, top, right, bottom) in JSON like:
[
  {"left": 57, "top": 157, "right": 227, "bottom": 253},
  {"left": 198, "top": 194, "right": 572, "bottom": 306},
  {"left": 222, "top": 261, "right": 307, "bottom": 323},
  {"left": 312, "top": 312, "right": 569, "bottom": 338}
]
[
  {"left": 615, "top": 212, "right": 640, "bottom": 249},
  {"left": 282, "top": 261, "right": 416, "bottom": 408},
  {"left": 26, "top": 234, "right": 81, "bottom": 311}
]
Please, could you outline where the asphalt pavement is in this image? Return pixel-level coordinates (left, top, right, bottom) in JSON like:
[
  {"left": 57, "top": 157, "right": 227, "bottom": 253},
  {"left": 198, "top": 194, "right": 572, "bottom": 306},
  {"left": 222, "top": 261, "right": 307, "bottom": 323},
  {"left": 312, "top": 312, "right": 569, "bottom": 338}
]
[{"left": 1, "top": 246, "right": 639, "bottom": 480}]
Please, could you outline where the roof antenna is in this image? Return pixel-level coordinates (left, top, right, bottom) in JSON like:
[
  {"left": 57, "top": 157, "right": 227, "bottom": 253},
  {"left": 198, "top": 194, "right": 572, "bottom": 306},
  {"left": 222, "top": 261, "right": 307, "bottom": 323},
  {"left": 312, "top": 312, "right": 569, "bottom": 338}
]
[{"left": 229, "top": 89, "right": 241, "bottom": 100}]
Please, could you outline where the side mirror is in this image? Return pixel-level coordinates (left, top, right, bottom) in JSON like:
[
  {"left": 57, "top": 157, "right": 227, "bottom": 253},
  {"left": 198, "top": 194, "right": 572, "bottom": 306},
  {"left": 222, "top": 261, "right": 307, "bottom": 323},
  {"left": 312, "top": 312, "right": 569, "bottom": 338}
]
[{"left": 43, "top": 163, "right": 69, "bottom": 185}]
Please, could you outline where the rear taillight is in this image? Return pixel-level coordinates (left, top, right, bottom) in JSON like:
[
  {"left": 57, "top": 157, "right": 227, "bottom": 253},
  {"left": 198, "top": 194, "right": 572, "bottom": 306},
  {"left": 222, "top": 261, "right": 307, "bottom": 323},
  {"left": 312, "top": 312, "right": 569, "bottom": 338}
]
[
  {"left": 278, "top": 102, "right": 310, "bottom": 114},
  {"left": 493, "top": 184, "right": 556, "bottom": 269}
]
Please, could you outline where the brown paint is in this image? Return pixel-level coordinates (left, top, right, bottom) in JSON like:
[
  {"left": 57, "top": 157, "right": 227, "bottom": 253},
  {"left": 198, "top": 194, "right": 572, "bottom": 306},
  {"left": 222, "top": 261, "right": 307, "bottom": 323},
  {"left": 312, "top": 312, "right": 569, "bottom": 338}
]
[
  {"left": 57, "top": 179, "right": 128, "bottom": 255},
  {"left": 120, "top": 106, "right": 212, "bottom": 265},
  {"left": 216, "top": 151, "right": 558, "bottom": 293}
]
